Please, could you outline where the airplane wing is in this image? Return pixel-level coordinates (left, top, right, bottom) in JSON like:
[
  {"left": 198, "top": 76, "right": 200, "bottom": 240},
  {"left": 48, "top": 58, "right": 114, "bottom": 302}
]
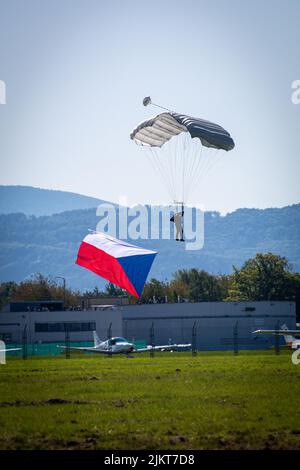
[
  {"left": 0, "top": 348, "right": 21, "bottom": 352},
  {"left": 134, "top": 343, "right": 191, "bottom": 353},
  {"left": 57, "top": 345, "right": 110, "bottom": 354},
  {"left": 253, "top": 329, "right": 300, "bottom": 336}
]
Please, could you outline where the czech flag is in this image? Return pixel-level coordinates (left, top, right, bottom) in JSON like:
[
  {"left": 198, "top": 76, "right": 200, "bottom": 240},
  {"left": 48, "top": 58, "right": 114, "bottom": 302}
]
[{"left": 76, "top": 232, "right": 157, "bottom": 298}]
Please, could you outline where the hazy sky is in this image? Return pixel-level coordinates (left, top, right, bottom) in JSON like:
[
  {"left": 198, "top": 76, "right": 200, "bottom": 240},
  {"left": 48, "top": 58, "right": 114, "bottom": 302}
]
[{"left": 0, "top": 0, "right": 299, "bottom": 213}]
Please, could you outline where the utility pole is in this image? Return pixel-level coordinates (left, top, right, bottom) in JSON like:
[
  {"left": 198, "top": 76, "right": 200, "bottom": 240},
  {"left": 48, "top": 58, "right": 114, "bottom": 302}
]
[
  {"left": 233, "top": 321, "right": 239, "bottom": 355},
  {"left": 150, "top": 322, "right": 155, "bottom": 358},
  {"left": 55, "top": 276, "right": 66, "bottom": 309},
  {"left": 64, "top": 324, "right": 70, "bottom": 359},
  {"left": 22, "top": 324, "right": 28, "bottom": 360},
  {"left": 107, "top": 322, "right": 112, "bottom": 358},
  {"left": 192, "top": 322, "right": 197, "bottom": 356},
  {"left": 275, "top": 320, "right": 280, "bottom": 355}
]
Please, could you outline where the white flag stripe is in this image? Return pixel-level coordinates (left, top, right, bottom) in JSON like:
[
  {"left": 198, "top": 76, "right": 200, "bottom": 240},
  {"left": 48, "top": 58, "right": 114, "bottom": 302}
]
[{"left": 83, "top": 233, "right": 157, "bottom": 259}]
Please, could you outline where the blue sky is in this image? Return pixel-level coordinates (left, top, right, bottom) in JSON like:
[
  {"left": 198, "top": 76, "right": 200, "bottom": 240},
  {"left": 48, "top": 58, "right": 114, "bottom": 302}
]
[{"left": 0, "top": 0, "right": 299, "bottom": 213}]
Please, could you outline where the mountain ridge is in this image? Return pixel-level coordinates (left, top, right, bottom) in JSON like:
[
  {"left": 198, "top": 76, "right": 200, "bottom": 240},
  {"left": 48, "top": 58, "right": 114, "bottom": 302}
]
[
  {"left": 0, "top": 198, "right": 299, "bottom": 290},
  {"left": 0, "top": 185, "right": 111, "bottom": 216},
  {"left": 1, "top": 184, "right": 298, "bottom": 217}
]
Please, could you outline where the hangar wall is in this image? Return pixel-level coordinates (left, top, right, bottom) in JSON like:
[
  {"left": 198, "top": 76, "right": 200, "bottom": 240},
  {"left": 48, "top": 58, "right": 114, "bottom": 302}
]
[{"left": 122, "top": 301, "right": 296, "bottom": 350}]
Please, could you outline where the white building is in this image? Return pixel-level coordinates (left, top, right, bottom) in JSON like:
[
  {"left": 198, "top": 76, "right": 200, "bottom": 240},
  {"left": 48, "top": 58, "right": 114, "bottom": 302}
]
[{"left": 0, "top": 301, "right": 296, "bottom": 350}]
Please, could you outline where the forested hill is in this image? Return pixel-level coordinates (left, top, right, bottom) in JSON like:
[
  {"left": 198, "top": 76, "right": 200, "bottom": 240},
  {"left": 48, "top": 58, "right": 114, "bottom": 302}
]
[{"left": 0, "top": 204, "right": 299, "bottom": 291}]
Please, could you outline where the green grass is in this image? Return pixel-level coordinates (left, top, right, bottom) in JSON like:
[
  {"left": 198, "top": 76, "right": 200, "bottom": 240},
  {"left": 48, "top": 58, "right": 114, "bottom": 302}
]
[{"left": 0, "top": 350, "right": 300, "bottom": 450}]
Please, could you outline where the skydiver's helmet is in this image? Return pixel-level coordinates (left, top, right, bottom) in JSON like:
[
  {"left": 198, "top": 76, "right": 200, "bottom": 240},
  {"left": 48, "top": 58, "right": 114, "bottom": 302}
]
[{"left": 143, "top": 96, "right": 152, "bottom": 106}]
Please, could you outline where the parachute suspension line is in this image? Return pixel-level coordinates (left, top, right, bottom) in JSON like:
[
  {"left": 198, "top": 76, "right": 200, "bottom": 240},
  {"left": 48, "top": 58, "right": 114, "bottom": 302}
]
[
  {"left": 149, "top": 147, "right": 175, "bottom": 201},
  {"left": 204, "top": 148, "right": 221, "bottom": 180},
  {"left": 161, "top": 143, "right": 177, "bottom": 202},
  {"left": 157, "top": 145, "right": 177, "bottom": 202},
  {"left": 170, "top": 130, "right": 179, "bottom": 203},
  {"left": 148, "top": 100, "right": 175, "bottom": 114},
  {"left": 188, "top": 148, "right": 221, "bottom": 201},
  {"left": 205, "top": 148, "right": 222, "bottom": 175},
  {"left": 199, "top": 149, "right": 213, "bottom": 178},
  {"left": 167, "top": 130, "right": 183, "bottom": 204},
  {"left": 175, "top": 131, "right": 182, "bottom": 200},
  {"left": 167, "top": 134, "right": 177, "bottom": 202},
  {"left": 139, "top": 146, "right": 158, "bottom": 184},
  {"left": 151, "top": 102, "right": 172, "bottom": 112},
  {"left": 184, "top": 134, "right": 200, "bottom": 202},
  {"left": 172, "top": 134, "right": 177, "bottom": 202},
  {"left": 149, "top": 147, "right": 174, "bottom": 198},
  {"left": 182, "top": 134, "right": 188, "bottom": 201},
  {"left": 187, "top": 145, "right": 216, "bottom": 202},
  {"left": 190, "top": 148, "right": 213, "bottom": 193},
  {"left": 150, "top": 147, "right": 172, "bottom": 196},
  {"left": 141, "top": 146, "right": 173, "bottom": 201},
  {"left": 184, "top": 133, "right": 193, "bottom": 177},
  {"left": 175, "top": 131, "right": 186, "bottom": 203},
  {"left": 179, "top": 133, "right": 185, "bottom": 203},
  {"left": 185, "top": 144, "right": 206, "bottom": 202}
]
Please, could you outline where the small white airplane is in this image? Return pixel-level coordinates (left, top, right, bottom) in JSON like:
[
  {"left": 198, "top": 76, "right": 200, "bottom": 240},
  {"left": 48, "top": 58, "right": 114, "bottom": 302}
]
[
  {"left": 253, "top": 324, "right": 300, "bottom": 349},
  {"left": 58, "top": 331, "right": 191, "bottom": 355}
]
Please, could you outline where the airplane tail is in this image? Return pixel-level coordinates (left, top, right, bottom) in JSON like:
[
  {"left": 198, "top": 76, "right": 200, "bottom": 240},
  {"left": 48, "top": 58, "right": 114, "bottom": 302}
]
[
  {"left": 283, "top": 334, "right": 296, "bottom": 346},
  {"left": 93, "top": 331, "right": 102, "bottom": 347},
  {"left": 281, "top": 324, "right": 296, "bottom": 347}
]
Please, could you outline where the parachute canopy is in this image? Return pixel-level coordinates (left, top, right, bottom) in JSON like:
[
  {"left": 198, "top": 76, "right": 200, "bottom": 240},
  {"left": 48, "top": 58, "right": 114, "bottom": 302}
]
[
  {"left": 130, "top": 101, "right": 235, "bottom": 203},
  {"left": 130, "top": 112, "right": 235, "bottom": 151},
  {"left": 76, "top": 232, "right": 157, "bottom": 298}
]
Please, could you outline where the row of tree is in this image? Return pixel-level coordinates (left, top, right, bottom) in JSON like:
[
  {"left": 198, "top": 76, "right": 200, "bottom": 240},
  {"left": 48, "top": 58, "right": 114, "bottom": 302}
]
[
  {"left": 140, "top": 253, "right": 300, "bottom": 306},
  {"left": 0, "top": 253, "right": 300, "bottom": 312}
]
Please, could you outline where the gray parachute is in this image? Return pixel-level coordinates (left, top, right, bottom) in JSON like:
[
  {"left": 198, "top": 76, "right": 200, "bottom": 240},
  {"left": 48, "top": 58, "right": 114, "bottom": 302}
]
[
  {"left": 130, "top": 99, "right": 235, "bottom": 203},
  {"left": 131, "top": 112, "right": 234, "bottom": 151}
]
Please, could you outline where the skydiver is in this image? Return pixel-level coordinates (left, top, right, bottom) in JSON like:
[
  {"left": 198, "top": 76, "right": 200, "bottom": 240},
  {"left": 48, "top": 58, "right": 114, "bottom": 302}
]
[{"left": 170, "top": 208, "right": 184, "bottom": 241}]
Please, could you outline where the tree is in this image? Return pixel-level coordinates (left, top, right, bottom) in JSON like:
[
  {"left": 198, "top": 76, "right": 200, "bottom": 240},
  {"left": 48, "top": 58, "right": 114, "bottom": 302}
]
[
  {"left": 285, "top": 271, "right": 300, "bottom": 322},
  {"left": 171, "top": 269, "right": 224, "bottom": 302},
  {"left": 227, "top": 253, "right": 295, "bottom": 301},
  {"left": 105, "top": 282, "right": 125, "bottom": 297},
  {"left": 0, "top": 281, "right": 17, "bottom": 309},
  {"left": 82, "top": 286, "right": 106, "bottom": 298},
  {"left": 141, "top": 278, "right": 169, "bottom": 303},
  {"left": 8, "top": 273, "right": 80, "bottom": 308}
]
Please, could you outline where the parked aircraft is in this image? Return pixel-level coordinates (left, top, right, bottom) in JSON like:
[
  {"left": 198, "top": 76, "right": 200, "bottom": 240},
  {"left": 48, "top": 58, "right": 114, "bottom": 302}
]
[
  {"left": 253, "top": 324, "right": 300, "bottom": 349},
  {"left": 58, "top": 331, "right": 191, "bottom": 355}
]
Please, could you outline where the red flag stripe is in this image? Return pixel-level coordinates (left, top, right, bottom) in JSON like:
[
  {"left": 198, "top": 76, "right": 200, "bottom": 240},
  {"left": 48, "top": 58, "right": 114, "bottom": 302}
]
[{"left": 75, "top": 241, "right": 139, "bottom": 298}]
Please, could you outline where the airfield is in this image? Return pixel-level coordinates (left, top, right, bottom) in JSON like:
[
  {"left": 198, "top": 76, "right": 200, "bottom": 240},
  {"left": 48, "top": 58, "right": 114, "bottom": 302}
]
[{"left": 0, "top": 350, "right": 300, "bottom": 450}]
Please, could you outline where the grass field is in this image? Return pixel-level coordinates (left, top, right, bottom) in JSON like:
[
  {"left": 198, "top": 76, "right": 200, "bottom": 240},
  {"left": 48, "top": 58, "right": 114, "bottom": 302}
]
[{"left": 0, "top": 350, "right": 300, "bottom": 450}]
